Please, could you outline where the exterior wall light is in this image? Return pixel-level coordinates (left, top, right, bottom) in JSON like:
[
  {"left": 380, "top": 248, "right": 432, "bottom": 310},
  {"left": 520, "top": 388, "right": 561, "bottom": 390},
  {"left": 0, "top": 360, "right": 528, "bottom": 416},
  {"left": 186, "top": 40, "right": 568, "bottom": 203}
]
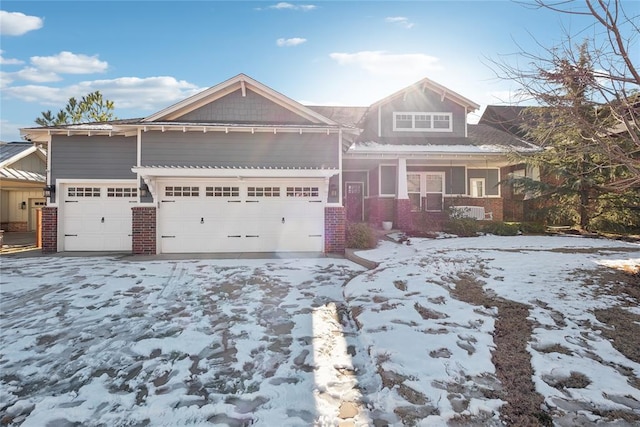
[
  {"left": 139, "top": 183, "right": 149, "bottom": 197},
  {"left": 43, "top": 185, "right": 55, "bottom": 198}
]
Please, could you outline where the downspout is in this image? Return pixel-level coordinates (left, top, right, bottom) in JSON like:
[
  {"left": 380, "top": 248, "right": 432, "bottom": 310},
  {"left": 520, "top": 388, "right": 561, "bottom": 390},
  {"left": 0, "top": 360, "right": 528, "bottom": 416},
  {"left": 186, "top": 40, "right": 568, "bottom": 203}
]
[{"left": 338, "top": 129, "right": 343, "bottom": 205}]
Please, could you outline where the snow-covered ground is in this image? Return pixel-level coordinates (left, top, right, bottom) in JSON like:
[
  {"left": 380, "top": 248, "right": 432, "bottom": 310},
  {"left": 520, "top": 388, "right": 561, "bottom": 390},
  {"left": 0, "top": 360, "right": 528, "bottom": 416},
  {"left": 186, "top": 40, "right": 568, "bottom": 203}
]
[
  {"left": 348, "top": 235, "right": 640, "bottom": 425},
  {"left": 1, "top": 235, "right": 639, "bottom": 426}
]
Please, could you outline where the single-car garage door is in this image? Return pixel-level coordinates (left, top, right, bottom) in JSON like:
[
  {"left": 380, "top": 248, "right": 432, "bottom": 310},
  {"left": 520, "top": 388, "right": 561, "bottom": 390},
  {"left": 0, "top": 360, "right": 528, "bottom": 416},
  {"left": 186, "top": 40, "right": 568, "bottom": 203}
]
[
  {"left": 62, "top": 184, "right": 137, "bottom": 251},
  {"left": 158, "top": 179, "right": 325, "bottom": 253}
]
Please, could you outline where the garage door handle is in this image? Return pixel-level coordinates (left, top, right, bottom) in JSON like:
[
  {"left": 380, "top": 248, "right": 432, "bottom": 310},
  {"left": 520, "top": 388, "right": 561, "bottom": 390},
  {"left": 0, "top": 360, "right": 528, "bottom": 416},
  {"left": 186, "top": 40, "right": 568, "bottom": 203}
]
[
  {"left": 282, "top": 217, "right": 285, "bottom": 224},
  {"left": 101, "top": 217, "right": 104, "bottom": 223},
  {"left": 201, "top": 217, "right": 204, "bottom": 224},
  {"left": 64, "top": 234, "right": 78, "bottom": 237}
]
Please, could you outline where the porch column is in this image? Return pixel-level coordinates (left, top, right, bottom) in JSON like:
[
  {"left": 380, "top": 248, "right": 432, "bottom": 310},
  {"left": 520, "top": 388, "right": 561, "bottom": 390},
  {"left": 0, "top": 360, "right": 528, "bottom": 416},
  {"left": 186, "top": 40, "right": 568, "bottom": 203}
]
[
  {"left": 132, "top": 207, "right": 156, "bottom": 255},
  {"left": 397, "top": 157, "right": 408, "bottom": 199},
  {"left": 395, "top": 157, "right": 413, "bottom": 231},
  {"left": 41, "top": 207, "right": 58, "bottom": 253}
]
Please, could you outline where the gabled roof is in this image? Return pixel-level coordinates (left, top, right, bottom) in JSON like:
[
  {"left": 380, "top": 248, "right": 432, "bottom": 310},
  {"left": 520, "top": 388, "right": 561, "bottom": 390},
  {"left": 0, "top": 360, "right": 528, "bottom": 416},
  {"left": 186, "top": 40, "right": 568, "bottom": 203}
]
[
  {"left": 143, "top": 73, "right": 338, "bottom": 126},
  {"left": 306, "top": 106, "right": 368, "bottom": 128},
  {"left": 348, "top": 123, "right": 539, "bottom": 155},
  {"left": 479, "top": 105, "right": 528, "bottom": 136},
  {"left": 0, "top": 142, "right": 46, "bottom": 184},
  {"left": 369, "top": 77, "right": 480, "bottom": 112},
  {"left": 0, "top": 142, "right": 45, "bottom": 168}
]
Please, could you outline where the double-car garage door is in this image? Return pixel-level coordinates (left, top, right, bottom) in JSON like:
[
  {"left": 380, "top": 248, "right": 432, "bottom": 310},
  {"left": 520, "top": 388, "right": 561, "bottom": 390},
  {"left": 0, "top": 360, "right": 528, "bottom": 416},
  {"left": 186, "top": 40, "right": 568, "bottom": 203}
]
[
  {"left": 61, "top": 180, "right": 326, "bottom": 253},
  {"left": 158, "top": 179, "right": 325, "bottom": 253}
]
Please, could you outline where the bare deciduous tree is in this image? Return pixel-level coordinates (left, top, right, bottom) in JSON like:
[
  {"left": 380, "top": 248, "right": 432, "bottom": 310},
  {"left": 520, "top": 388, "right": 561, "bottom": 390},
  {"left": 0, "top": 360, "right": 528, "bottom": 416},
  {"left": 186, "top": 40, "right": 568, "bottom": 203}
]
[{"left": 490, "top": 0, "right": 639, "bottom": 190}]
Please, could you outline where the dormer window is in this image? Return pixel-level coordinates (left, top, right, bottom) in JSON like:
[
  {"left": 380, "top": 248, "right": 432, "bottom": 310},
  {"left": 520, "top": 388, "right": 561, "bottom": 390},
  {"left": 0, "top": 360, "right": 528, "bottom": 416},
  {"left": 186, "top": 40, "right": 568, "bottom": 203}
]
[{"left": 393, "top": 112, "right": 452, "bottom": 132}]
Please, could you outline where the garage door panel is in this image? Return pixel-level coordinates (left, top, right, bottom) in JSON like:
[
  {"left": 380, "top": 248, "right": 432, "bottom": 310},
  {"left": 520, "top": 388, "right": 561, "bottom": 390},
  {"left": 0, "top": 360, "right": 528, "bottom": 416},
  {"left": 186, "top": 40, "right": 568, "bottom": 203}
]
[
  {"left": 62, "top": 184, "right": 135, "bottom": 251},
  {"left": 158, "top": 180, "right": 325, "bottom": 253}
]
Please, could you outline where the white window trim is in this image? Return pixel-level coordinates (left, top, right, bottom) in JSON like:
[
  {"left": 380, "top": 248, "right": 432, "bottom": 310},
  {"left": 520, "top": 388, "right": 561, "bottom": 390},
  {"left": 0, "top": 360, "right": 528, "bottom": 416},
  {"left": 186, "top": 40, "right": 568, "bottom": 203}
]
[
  {"left": 470, "top": 178, "right": 485, "bottom": 198},
  {"left": 466, "top": 168, "right": 502, "bottom": 198},
  {"left": 392, "top": 112, "right": 453, "bottom": 132},
  {"left": 407, "top": 172, "right": 445, "bottom": 212}
]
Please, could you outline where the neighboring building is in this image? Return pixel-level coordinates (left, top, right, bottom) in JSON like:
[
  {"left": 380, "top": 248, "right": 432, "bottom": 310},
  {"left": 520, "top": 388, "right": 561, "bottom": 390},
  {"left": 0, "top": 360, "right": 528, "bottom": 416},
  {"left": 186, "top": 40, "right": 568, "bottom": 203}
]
[
  {"left": 21, "top": 74, "right": 537, "bottom": 255},
  {"left": 479, "top": 106, "right": 542, "bottom": 222},
  {"left": 0, "top": 142, "right": 47, "bottom": 232}
]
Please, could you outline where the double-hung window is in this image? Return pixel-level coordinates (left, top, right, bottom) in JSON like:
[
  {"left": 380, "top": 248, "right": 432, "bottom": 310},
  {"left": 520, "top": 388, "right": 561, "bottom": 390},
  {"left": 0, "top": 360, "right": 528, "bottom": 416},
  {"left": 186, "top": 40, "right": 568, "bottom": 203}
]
[
  {"left": 406, "top": 172, "right": 445, "bottom": 212},
  {"left": 393, "top": 112, "right": 452, "bottom": 132}
]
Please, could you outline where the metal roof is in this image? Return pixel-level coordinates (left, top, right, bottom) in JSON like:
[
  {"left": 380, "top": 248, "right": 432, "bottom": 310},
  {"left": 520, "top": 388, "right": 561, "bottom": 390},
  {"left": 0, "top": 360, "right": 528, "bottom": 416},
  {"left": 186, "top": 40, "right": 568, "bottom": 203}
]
[
  {"left": 0, "top": 142, "right": 35, "bottom": 164},
  {"left": 0, "top": 168, "right": 45, "bottom": 182}
]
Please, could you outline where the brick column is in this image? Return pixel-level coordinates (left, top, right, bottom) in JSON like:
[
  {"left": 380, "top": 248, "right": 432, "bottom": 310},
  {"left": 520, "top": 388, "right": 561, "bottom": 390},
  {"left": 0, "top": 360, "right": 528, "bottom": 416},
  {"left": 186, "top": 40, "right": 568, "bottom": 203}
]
[
  {"left": 132, "top": 207, "right": 156, "bottom": 255},
  {"left": 41, "top": 207, "right": 58, "bottom": 253},
  {"left": 395, "top": 199, "right": 413, "bottom": 231},
  {"left": 325, "top": 206, "right": 345, "bottom": 254}
]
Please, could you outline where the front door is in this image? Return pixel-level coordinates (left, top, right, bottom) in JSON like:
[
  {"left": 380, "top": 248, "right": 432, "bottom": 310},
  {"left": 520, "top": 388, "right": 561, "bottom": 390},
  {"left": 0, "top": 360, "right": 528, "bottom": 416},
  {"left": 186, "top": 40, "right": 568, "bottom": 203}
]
[
  {"left": 29, "top": 199, "right": 46, "bottom": 231},
  {"left": 345, "top": 182, "right": 363, "bottom": 222}
]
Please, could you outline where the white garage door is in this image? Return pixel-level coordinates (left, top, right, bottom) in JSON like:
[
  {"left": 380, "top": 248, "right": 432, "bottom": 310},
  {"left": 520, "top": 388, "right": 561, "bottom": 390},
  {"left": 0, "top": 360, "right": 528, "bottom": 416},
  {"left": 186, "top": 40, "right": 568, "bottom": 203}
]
[
  {"left": 63, "top": 185, "right": 137, "bottom": 251},
  {"left": 159, "top": 180, "right": 325, "bottom": 253}
]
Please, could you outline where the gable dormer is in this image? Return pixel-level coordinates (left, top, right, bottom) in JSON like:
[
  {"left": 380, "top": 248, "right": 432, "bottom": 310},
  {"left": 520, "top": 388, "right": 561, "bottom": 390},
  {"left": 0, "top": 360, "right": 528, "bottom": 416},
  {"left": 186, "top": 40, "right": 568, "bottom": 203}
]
[
  {"left": 360, "top": 77, "right": 479, "bottom": 141},
  {"left": 143, "top": 73, "right": 337, "bottom": 127}
]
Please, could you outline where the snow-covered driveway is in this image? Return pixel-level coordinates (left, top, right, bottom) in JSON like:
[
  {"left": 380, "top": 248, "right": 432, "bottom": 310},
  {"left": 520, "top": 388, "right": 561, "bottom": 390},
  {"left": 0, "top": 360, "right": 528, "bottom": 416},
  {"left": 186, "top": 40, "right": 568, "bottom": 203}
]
[
  {"left": 1, "top": 257, "right": 380, "bottom": 426},
  {"left": 2, "top": 235, "right": 639, "bottom": 426}
]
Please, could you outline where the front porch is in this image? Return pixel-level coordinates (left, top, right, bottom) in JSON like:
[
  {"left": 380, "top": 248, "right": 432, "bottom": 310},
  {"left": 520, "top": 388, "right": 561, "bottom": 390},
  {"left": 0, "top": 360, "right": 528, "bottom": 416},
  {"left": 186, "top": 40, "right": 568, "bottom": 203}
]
[{"left": 365, "top": 195, "right": 503, "bottom": 232}]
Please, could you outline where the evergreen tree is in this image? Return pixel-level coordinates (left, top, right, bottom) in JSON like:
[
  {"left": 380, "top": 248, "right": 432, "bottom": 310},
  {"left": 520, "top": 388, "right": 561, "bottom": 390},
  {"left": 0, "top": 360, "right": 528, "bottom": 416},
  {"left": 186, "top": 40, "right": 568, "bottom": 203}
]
[{"left": 35, "top": 91, "right": 116, "bottom": 126}]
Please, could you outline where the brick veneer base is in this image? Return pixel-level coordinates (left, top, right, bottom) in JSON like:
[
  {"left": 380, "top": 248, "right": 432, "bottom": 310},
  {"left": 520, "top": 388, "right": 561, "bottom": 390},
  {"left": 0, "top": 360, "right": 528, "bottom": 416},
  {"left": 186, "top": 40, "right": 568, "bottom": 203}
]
[
  {"left": 41, "top": 207, "right": 58, "bottom": 253},
  {"left": 132, "top": 207, "right": 157, "bottom": 255},
  {"left": 325, "top": 206, "right": 345, "bottom": 254},
  {"left": 366, "top": 197, "right": 395, "bottom": 228},
  {"left": 395, "top": 199, "right": 413, "bottom": 231},
  {"left": 2, "top": 222, "right": 28, "bottom": 232}
]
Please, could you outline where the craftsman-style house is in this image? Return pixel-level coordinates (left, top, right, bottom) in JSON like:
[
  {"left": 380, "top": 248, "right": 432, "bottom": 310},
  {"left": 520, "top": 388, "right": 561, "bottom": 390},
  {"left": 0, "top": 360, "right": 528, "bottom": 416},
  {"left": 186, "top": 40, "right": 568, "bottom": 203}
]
[{"left": 21, "top": 74, "right": 536, "bottom": 254}]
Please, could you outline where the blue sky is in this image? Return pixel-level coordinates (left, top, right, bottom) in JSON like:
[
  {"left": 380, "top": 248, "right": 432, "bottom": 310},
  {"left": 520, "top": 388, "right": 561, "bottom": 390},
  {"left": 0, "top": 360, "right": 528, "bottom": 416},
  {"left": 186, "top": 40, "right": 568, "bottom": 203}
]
[{"left": 0, "top": 1, "right": 629, "bottom": 141}]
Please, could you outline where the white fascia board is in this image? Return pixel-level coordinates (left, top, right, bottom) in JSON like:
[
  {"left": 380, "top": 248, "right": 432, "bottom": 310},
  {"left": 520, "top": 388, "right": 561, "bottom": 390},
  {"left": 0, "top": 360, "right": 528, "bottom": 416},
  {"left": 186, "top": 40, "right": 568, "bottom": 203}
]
[
  {"left": 0, "top": 145, "right": 37, "bottom": 168},
  {"left": 120, "top": 124, "right": 346, "bottom": 134},
  {"left": 132, "top": 166, "right": 339, "bottom": 179}
]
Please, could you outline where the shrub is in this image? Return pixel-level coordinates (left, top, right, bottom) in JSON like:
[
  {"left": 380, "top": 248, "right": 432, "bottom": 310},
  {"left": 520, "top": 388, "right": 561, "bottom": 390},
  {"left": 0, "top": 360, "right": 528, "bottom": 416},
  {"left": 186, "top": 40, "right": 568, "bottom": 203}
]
[
  {"left": 444, "top": 217, "right": 479, "bottom": 237},
  {"left": 519, "top": 222, "right": 546, "bottom": 234},
  {"left": 345, "top": 222, "right": 378, "bottom": 249},
  {"left": 481, "top": 221, "right": 520, "bottom": 236}
]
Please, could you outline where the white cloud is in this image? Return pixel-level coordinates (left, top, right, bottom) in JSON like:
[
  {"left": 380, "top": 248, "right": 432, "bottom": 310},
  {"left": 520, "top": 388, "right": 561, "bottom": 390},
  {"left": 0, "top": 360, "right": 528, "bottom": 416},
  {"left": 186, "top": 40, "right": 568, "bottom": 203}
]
[
  {"left": 2, "top": 76, "right": 204, "bottom": 111},
  {"left": 330, "top": 51, "right": 442, "bottom": 77},
  {"left": 31, "top": 51, "right": 108, "bottom": 74},
  {"left": 0, "top": 50, "right": 24, "bottom": 65},
  {"left": 7, "top": 66, "right": 61, "bottom": 83},
  {"left": 0, "top": 10, "right": 43, "bottom": 36},
  {"left": 268, "top": 2, "right": 316, "bottom": 11},
  {"left": 385, "top": 16, "right": 414, "bottom": 29},
  {"left": 276, "top": 37, "right": 307, "bottom": 47}
]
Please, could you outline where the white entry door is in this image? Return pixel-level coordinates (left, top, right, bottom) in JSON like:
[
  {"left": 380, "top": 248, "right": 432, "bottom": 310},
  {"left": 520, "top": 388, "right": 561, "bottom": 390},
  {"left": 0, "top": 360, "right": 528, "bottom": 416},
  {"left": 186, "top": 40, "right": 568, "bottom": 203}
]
[
  {"left": 158, "top": 180, "right": 325, "bottom": 253},
  {"left": 62, "top": 184, "right": 137, "bottom": 251}
]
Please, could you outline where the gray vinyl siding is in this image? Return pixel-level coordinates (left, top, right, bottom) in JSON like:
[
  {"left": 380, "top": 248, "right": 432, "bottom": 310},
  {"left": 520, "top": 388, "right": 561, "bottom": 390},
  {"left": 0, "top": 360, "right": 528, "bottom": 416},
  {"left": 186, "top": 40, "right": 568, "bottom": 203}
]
[
  {"left": 380, "top": 92, "right": 466, "bottom": 138},
  {"left": 141, "top": 131, "right": 338, "bottom": 168},
  {"left": 468, "top": 169, "right": 500, "bottom": 195},
  {"left": 178, "top": 89, "right": 313, "bottom": 125},
  {"left": 380, "top": 166, "right": 397, "bottom": 195},
  {"left": 51, "top": 135, "right": 137, "bottom": 182},
  {"left": 360, "top": 89, "right": 467, "bottom": 140}
]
